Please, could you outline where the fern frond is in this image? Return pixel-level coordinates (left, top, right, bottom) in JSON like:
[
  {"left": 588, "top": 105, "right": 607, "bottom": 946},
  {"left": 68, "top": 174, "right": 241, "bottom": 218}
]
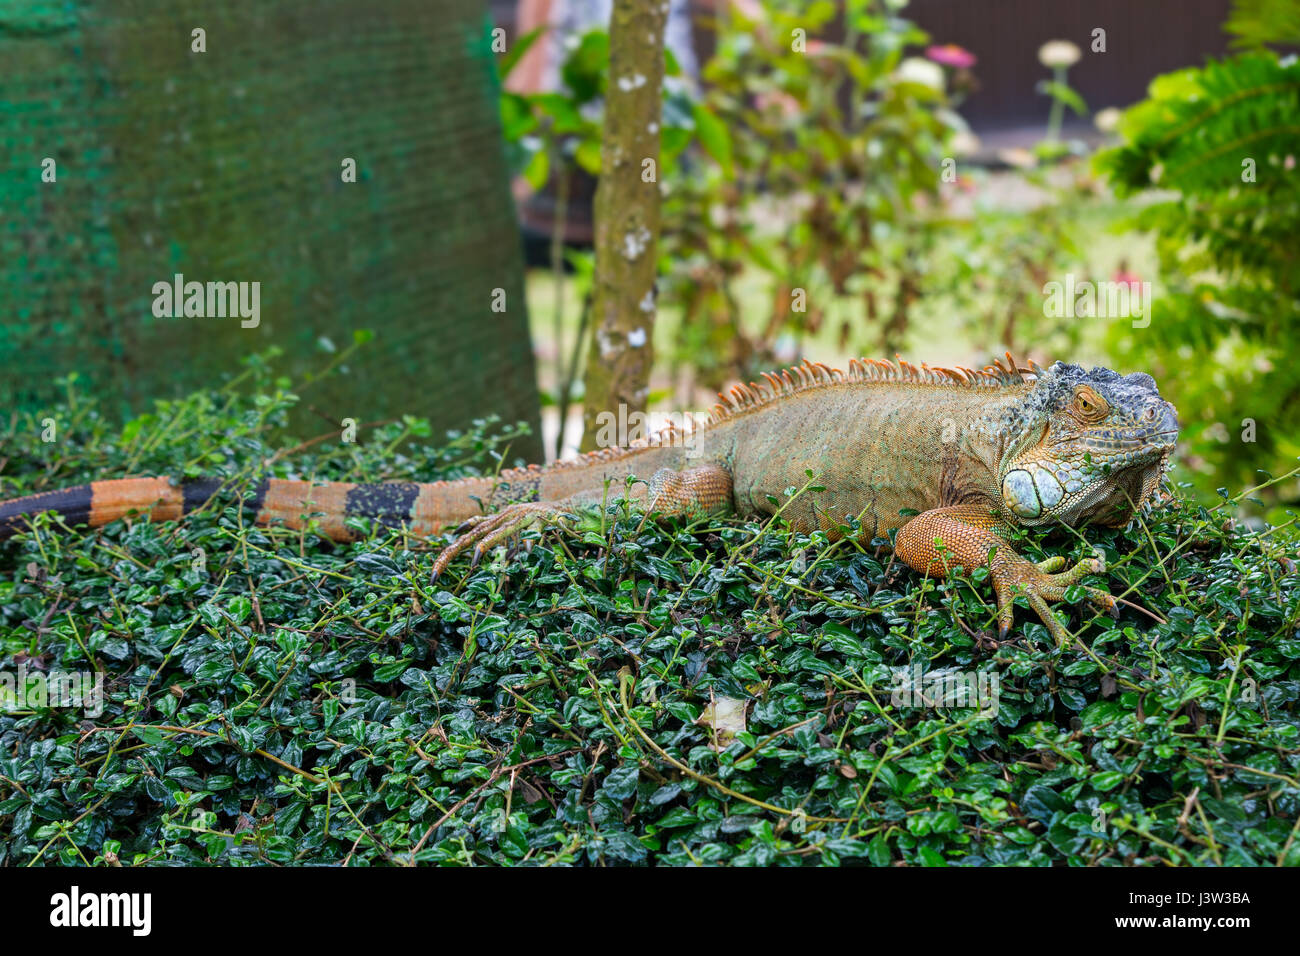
[
  {"left": 1225, "top": 0, "right": 1300, "bottom": 48},
  {"left": 1095, "top": 53, "right": 1300, "bottom": 199}
]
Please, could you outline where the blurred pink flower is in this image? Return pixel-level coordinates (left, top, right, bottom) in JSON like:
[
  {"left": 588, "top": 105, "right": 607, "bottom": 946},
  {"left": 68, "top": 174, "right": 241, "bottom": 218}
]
[
  {"left": 926, "top": 44, "right": 977, "bottom": 69},
  {"left": 1113, "top": 266, "right": 1143, "bottom": 290},
  {"left": 755, "top": 89, "right": 801, "bottom": 118}
]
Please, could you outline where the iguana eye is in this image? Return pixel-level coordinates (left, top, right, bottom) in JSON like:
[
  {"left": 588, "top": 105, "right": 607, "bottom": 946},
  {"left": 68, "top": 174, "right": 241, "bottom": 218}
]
[{"left": 1073, "top": 386, "right": 1108, "bottom": 420}]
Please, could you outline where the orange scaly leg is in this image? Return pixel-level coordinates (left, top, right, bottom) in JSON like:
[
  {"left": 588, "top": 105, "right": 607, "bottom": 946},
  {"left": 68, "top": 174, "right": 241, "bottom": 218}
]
[{"left": 894, "top": 504, "right": 1115, "bottom": 645}]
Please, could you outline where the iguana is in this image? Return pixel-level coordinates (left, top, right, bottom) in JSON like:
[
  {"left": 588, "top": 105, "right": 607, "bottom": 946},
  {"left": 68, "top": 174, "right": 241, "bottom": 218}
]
[{"left": 0, "top": 354, "right": 1177, "bottom": 643}]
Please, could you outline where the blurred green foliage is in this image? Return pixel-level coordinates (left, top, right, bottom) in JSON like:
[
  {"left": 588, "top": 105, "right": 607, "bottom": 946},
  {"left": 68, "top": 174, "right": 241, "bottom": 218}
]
[
  {"left": 659, "top": 0, "right": 962, "bottom": 391},
  {"left": 1094, "top": 3, "right": 1300, "bottom": 509}
]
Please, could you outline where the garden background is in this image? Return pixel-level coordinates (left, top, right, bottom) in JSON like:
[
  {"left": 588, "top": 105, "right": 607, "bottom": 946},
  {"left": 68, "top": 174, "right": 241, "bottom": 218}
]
[{"left": 0, "top": 0, "right": 1297, "bottom": 867}]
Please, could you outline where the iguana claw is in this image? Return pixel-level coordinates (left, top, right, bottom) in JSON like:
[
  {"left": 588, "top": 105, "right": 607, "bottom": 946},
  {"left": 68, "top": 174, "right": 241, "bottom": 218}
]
[
  {"left": 991, "top": 551, "right": 1115, "bottom": 646},
  {"left": 432, "top": 502, "right": 574, "bottom": 582}
]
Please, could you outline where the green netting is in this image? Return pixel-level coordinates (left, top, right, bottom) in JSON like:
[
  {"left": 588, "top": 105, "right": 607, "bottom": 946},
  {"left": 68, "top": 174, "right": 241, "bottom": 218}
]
[{"left": 0, "top": 0, "right": 542, "bottom": 460}]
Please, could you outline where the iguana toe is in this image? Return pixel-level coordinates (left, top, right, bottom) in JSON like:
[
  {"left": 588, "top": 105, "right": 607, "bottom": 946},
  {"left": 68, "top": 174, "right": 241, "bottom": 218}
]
[
  {"left": 432, "top": 502, "right": 573, "bottom": 582},
  {"left": 990, "top": 553, "right": 1113, "bottom": 646}
]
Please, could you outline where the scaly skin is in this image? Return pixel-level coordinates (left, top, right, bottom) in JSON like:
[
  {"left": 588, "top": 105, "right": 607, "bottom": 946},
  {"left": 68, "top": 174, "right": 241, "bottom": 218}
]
[{"left": 0, "top": 354, "right": 1178, "bottom": 644}]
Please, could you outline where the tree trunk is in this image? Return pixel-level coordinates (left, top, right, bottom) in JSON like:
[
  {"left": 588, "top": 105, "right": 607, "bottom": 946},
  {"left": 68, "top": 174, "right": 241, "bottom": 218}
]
[{"left": 578, "top": 0, "right": 667, "bottom": 452}]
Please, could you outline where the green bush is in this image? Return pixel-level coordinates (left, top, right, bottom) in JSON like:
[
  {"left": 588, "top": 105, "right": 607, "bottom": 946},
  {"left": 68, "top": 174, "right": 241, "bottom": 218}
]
[{"left": 2, "top": 378, "right": 1297, "bottom": 866}]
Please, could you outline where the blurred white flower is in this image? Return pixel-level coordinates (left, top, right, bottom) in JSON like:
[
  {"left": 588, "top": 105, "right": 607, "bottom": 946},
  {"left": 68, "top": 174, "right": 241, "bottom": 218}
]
[
  {"left": 998, "top": 147, "right": 1038, "bottom": 169},
  {"left": 950, "top": 131, "right": 981, "bottom": 156},
  {"left": 1039, "top": 40, "right": 1081, "bottom": 69},
  {"left": 894, "top": 57, "right": 945, "bottom": 91},
  {"left": 1094, "top": 107, "right": 1122, "bottom": 133}
]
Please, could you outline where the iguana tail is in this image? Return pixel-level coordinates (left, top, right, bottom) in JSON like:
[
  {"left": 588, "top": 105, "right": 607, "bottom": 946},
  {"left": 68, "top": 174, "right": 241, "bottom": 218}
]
[
  {"left": 0, "top": 419, "right": 709, "bottom": 545},
  {"left": 0, "top": 476, "right": 494, "bottom": 543}
]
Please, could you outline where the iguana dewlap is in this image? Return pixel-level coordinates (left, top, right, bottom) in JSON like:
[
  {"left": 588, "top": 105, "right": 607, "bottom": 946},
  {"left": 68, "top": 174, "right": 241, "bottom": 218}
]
[{"left": 0, "top": 354, "right": 1178, "bottom": 643}]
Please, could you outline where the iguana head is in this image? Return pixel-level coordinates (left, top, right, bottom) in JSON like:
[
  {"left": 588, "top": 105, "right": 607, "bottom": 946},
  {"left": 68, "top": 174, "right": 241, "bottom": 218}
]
[{"left": 992, "top": 362, "right": 1178, "bottom": 528}]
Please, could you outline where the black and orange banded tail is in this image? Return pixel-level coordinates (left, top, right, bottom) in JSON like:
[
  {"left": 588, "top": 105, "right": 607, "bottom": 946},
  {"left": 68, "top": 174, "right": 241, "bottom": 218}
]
[
  {"left": 0, "top": 476, "right": 480, "bottom": 543},
  {"left": 0, "top": 477, "right": 244, "bottom": 542},
  {"left": 0, "top": 483, "right": 97, "bottom": 539}
]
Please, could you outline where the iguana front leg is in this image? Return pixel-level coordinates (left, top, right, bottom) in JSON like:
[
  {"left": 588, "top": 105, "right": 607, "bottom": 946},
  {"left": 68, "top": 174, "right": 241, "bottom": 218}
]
[
  {"left": 894, "top": 504, "right": 1115, "bottom": 644},
  {"left": 431, "top": 463, "right": 733, "bottom": 581}
]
